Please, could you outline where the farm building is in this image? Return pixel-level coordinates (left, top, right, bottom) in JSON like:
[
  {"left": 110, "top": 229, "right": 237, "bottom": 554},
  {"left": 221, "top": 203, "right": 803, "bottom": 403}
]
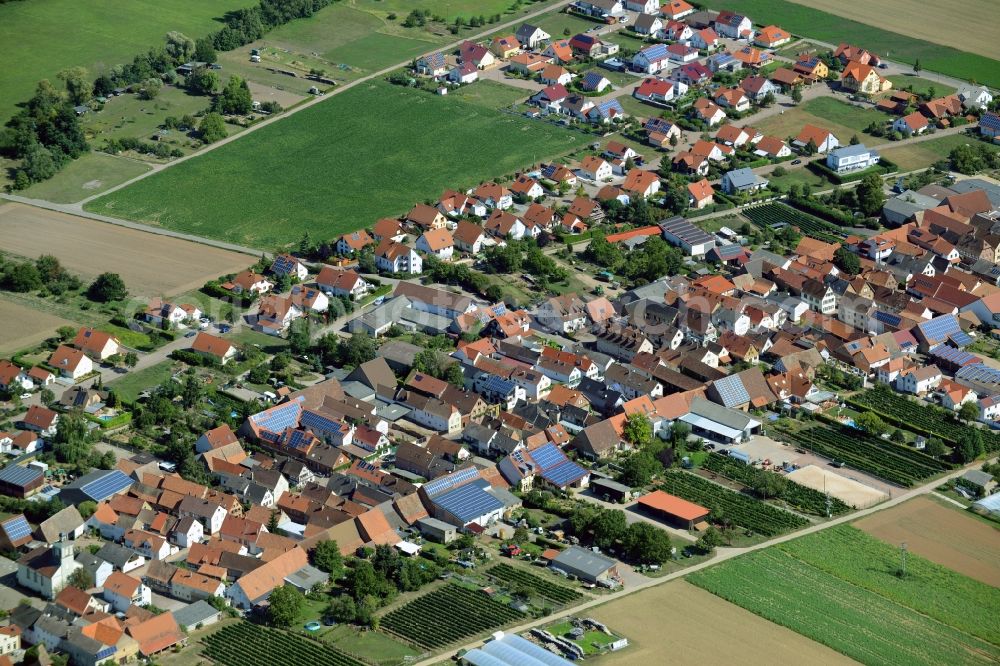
[
  {"left": 60, "top": 469, "right": 134, "bottom": 504},
  {"left": 678, "top": 397, "right": 761, "bottom": 444},
  {"left": 637, "top": 490, "right": 709, "bottom": 529},
  {"left": 416, "top": 517, "right": 457, "bottom": 544},
  {"left": 172, "top": 600, "right": 223, "bottom": 630},
  {"left": 0, "top": 464, "right": 44, "bottom": 498},
  {"left": 462, "top": 633, "right": 575, "bottom": 666},
  {"left": 551, "top": 546, "right": 619, "bottom": 585},
  {"left": 659, "top": 216, "right": 715, "bottom": 257},
  {"left": 590, "top": 477, "right": 633, "bottom": 503}
]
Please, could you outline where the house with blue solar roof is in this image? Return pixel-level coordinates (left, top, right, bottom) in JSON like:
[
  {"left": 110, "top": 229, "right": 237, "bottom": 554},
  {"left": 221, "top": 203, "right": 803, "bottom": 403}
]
[
  {"left": 269, "top": 253, "right": 308, "bottom": 281},
  {"left": 0, "top": 463, "right": 44, "bottom": 498},
  {"left": 632, "top": 44, "right": 671, "bottom": 74},
  {"left": 415, "top": 52, "right": 447, "bottom": 78},
  {"left": 0, "top": 514, "right": 33, "bottom": 550},
  {"left": 912, "top": 314, "right": 964, "bottom": 353},
  {"left": 419, "top": 466, "right": 515, "bottom": 527},
  {"left": 498, "top": 443, "right": 589, "bottom": 491}
]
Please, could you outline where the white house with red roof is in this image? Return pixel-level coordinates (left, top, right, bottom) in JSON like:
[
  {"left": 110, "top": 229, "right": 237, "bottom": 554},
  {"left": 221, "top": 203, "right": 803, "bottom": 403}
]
[
  {"left": 0, "top": 360, "right": 32, "bottom": 393},
  {"left": 191, "top": 332, "right": 238, "bottom": 366},
  {"left": 416, "top": 228, "right": 455, "bottom": 261},
  {"left": 893, "top": 111, "right": 929, "bottom": 136},
  {"left": 634, "top": 77, "right": 686, "bottom": 104},
  {"left": 48, "top": 345, "right": 93, "bottom": 379},
  {"left": 72, "top": 327, "right": 120, "bottom": 361},
  {"left": 315, "top": 267, "right": 370, "bottom": 299}
]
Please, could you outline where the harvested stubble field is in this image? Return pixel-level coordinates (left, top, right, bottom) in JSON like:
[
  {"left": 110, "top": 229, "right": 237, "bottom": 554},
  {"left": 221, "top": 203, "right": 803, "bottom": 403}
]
[
  {"left": 717, "top": 0, "right": 1000, "bottom": 87},
  {"left": 853, "top": 496, "right": 1000, "bottom": 587},
  {"left": 0, "top": 203, "right": 252, "bottom": 297},
  {"left": 0, "top": 299, "right": 75, "bottom": 355},
  {"left": 86, "top": 81, "right": 583, "bottom": 248},
  {"left": 786, "top": 0, "right": 1000, "bottom": 61},
  {"left": 588, "top": 579, "right": 854, "bottom": 666}
]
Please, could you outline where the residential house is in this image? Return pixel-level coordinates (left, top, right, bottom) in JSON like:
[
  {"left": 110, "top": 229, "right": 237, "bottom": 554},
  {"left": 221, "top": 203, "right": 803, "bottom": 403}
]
[
  {"left": 415, "top": 52, "right": 447, "bottom": 77},
  {"left": 448, "top": 62, "right": 478, "bottom": 84},
  {"left": 48, "top": 345, "right": 92, "bottom": 380},
  {"left": 692, "top": 97, "right": 726, "bottom": 126},
  {"left": 191, "top": 332, "right": 237, "bottom": 366},
  {"left": 581, "top": 71, "right": 611, "bottom": 93},
  {"left": 826, "top": 144, "right": 880, "bottom": 174},
  {"left": 632, "top": 44, "right": 671, "bottom": 74},
  {"left": 690, "top": 27, "right": 719, "bottom": 50},
  {"left": 841, "top": 61, "right": 890, "bottom": 94},
  {"left": 713, "top": 10, "right": 752, "bottom": 39},
  {"left": 103, "top": 572, "right": 150, "bottom": 613},
  {"left": 894, "top": 111, "right": 929, "bottom": 136},
  {"left": 632, "top": 14, "right": 663, "bottom": 36},
  {"left": 721, "top": 168, "right": 769, "bottom": 195},
  {"left": 740, "top": 75, "right": 777, "bottom": 101},
  {"left": 72, "top": 327, "right": 120, "bottom": 361},
  {"left": 316, "top": 267, "right": 370, "bottom": 300},
  {"left": 270, "top": 254, "right": 308, "bottom": 281},
  {"left": 753, "top": 135, "right": 791, "bottom": 159},
  {"left": 490, "top": 35, "right": 521, "bottom": 58},
  {"left": 334, "top": 230, "right": 373, "bottom": 255},
  {"left": 415, "top": 228, "right": 455, "bottom": 261},
  {"left": 634, "top": 77, "right": 685, "bottom": 104},
  {"left": 714, "top": 87, "right": 749, "bottom": 112},
  {"left": 753, "top": 25, "right": 790, "bottom": 48},
  {"left": 687, "top": 179, "right": 714, "bottom": 209},
  {"left": 253, "top": 295, "right": 302, "bottom": 336},
  {"left": 375, "top": 239, "right": 423, "bottom": 274},
  {"left": 223, "top": 270, "right": 272, "bottom": 296},
  {"left": 17, "top": 540, "right": 82, "bottom": 599},
  {"left": 459, "top": 41, "right": 495, "bottom": 69},
  {"left": 660, "top": 0, "right": 694, "bottom": 19},
  {"left": 621, "top": 169, "right": 661, "bottom": 199},
  {"left": 793, "top": 124, "right": 839, "bottom": 153},
  {"left": 956, "top": 84, "right": 993, "bottom": 110},
  {"left": 896, "top": 365, "right": 942, "bottom": 395},
  {"left": 515, "top": 23, "right": 550, "bottom": 49}
]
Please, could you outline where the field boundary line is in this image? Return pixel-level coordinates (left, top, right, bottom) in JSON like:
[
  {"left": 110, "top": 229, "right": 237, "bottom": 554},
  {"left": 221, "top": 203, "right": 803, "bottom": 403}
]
[{"left": 930, "top": 491, "right": 968, "bottom": 509}]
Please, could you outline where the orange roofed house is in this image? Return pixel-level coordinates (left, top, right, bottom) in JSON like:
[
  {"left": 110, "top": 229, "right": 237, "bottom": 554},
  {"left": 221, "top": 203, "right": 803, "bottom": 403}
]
[{"left": 841, "top": 61, "right": 891, "bottom": 95}]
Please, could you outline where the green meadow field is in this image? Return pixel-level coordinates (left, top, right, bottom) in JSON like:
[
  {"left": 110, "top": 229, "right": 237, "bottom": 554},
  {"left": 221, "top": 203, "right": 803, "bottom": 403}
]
[
  {"left": 0, "top": 0, "right": 256, "bottom": 123},
  {"left": 86, "top": 81, "right": 583, "bottom": 248},
  {"left": 719, "top": 0, "right": 1000, "bottom": 87}
]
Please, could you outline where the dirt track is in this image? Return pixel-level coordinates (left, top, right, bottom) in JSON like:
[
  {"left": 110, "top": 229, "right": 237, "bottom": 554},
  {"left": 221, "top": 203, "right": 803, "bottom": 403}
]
[
  {"left": 854, "top": 496, "right": 1000, "bottom": 587},
  {"left": 588, "top": 580, "right": 857, "bottom": 666},
  {"left": 0, "top": 202, "right": 252, "bottom": 297}
]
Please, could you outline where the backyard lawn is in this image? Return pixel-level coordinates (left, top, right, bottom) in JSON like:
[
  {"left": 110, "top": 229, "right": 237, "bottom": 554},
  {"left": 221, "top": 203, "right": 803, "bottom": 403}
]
[
  {"left": 86, "top": 81, "right": 584, "bottom": 248},
  {"left": 886, "top": 75, "right": 956, "bottom": 98}
]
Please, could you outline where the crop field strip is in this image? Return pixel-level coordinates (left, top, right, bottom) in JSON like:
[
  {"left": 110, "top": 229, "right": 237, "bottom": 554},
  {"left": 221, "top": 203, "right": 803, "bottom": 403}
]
[
  {"left": 202, "top": 622, "right": 363, "bottom": 666},
  {"left": 659, "top": 470, "right": 810, "bottom": 536},
  {"left": 849, "top": 389, "right": 1000, "bottom": 450},
  {"left": 741, "top": 202, "right": 842, "bottom": 244},
  {"left": 380, "top": 583, "right": 525, "bottom": 650},
  {"left": 485, "top": 563, "right": 583, "bottom": 605},
  {"left": 700, "top": 453, "right": 851, "bottom": 517},
  {"left": 86, "top": 80, "right": 583, "bottom": 248},
  {"left": 689, "top": 526, "right": 1000, "bottom": 666},
  {"left": 778, "top": 423, "right": 950, "bottom": 487}
]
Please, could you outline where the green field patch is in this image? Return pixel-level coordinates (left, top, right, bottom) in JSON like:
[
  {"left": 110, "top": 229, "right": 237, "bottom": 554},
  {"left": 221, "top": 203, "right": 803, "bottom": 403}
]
[
  {"left": 879, "top": 133, "right": 997, "bottom": 171},
  {"left": 886, "top": 75, "right": 956, "bottom": 98},
  {"left": 86, "top": 81, "right": 582, "bottom": 248},
  {"left": 689, "top": 536, "right": 1000, "bottom": 666},
  {"left": 323, "top": 32, "right": 442, "bottom": 72},
  {"left": 108, "top": 360, "right": 178, "bottom": 403},
  {"left": 0, "top": 0, "right": 258, "bottom": 124},
  {"left": 21, "top": 153, "right": 151, "bottom": 204},
  {"left": 715, "top": 0, "right": 1000, "bottom": 87}
]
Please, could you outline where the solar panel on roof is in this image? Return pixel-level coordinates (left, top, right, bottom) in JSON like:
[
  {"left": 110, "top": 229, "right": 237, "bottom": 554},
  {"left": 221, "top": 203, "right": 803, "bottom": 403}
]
[
  {"left": 957, "top": 363, "right": 1000, "bottom": 385},
  {"left": 918, "top": 315, "right": 960, "bottom": 343},
  {"left": 529, "top": 443, "right": 566, "bottom": 472},
  {"left": 948, "top": 331, "right": 973, "bottom": 348},
  {"left": 432, "top": 481, "right": 504, "bottom": 523},
  {"left": 2, "top": 515, "right": 30, "bottom": 541},
  {"left": 0, "top": 465, "right": 42, "bottom": 487},
  {"left": 713, "top": 375, "right": 751, "bottom": 408},
  {"left": 423, "top": 466, "right": 480, "bottom": 498},
  {"left": 80, "top": 470, "right": 133, "bottom": 501},
  {"left": 541, "top": 459, "right": 588, "bottom": 487},
  {"left": 874, "top": 310, "right": 902, "bottom": 327}
]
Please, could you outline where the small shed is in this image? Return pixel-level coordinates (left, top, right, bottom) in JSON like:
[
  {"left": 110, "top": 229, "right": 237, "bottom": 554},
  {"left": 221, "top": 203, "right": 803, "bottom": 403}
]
[{"left": 637, "top": 490, "right": 710, "bottom": 529}]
